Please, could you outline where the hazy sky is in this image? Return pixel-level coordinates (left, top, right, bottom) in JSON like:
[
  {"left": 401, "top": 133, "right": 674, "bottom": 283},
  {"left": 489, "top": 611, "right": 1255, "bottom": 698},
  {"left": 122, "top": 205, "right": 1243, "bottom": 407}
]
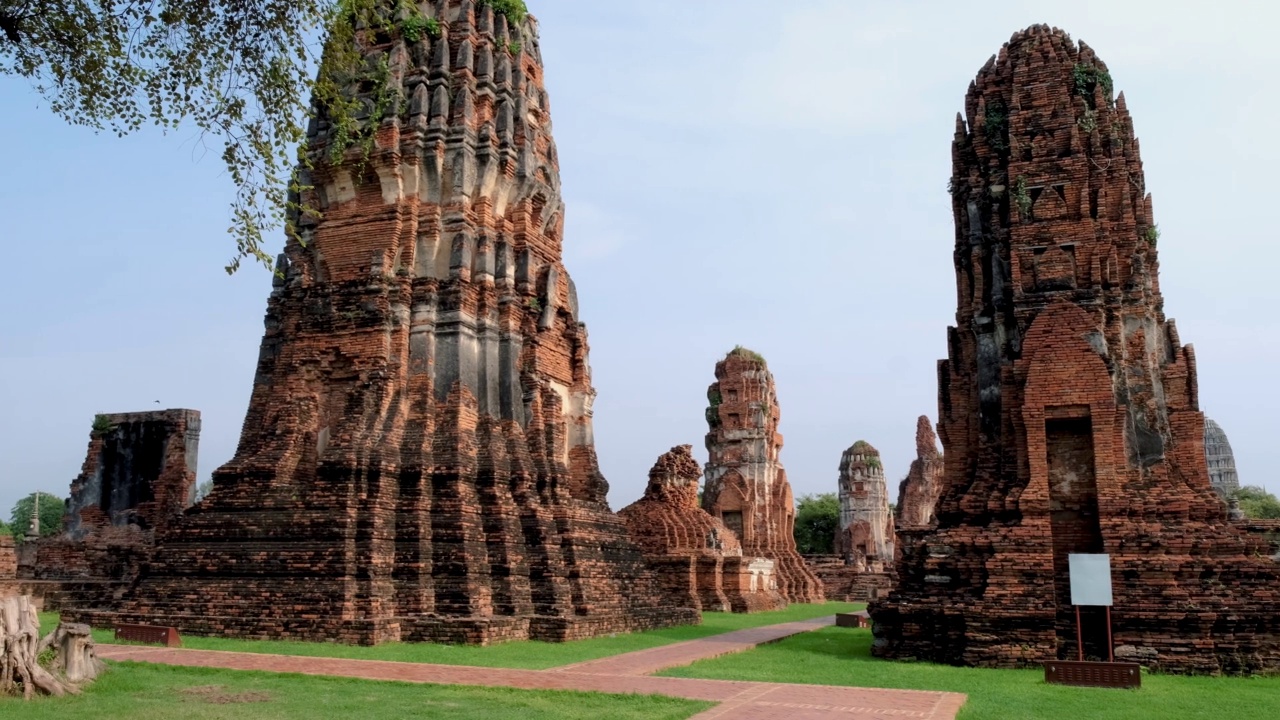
[{"left": 2, "top": 0, "right": 1277, "bottom": 519}]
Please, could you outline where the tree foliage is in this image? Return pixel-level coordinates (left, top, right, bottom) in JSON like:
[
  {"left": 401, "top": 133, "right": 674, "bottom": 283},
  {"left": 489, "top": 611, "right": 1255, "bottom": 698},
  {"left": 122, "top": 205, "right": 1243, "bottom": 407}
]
[
  {"left": 0, "top": 0, "right": 445, "bottom": 273},
  {"left": 794, "top": 492, "right": 839, "bottom": 555},
  {"left": 1235, "top": 485, "right": 1280, "bottom": 520},
  {"left": 9, "top": 492, "right": 66, "bottom": 540}
]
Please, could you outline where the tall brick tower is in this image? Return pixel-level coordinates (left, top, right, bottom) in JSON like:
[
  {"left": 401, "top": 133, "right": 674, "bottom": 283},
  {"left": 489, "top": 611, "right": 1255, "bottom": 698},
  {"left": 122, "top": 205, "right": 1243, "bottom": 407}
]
[
  {"left": 74, "top": 0, "right": 696, "bottom": 644},
  {"left": 870, "top": 25, "right": 1280, "bottom": 673},
  {"left": 702, "top": 348, "right": 824, "bottom": 603},
  {"left": 834, "top": 441, "right": 895, "bottom": 570}
]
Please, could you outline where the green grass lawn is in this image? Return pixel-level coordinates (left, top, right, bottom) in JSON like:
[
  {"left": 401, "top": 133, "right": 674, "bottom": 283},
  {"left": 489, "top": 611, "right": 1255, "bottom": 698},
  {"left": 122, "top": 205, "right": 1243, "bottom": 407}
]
[
  {"left": 659, "top": 626, "right": 1280, "bottom": 720},
  {"left": 5, "top": 661, "right": 711, "bottom": 719},
  {"left": 39, "top": 601, "right": 856, "bottom": 670}
]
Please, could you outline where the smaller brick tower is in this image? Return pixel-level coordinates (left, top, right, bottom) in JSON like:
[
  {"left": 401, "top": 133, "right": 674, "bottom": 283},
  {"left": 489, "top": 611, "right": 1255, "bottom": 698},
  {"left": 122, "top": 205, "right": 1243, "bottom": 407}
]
[
  {"left": 835, "top": 441, "right": 895, "bottom": 571},
  {"left": 702, "top": 348, "right": 824, "bottom": 603}
]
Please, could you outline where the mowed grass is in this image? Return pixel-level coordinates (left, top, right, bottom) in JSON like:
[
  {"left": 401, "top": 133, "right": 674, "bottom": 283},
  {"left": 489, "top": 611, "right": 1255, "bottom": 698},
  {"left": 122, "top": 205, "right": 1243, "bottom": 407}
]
[
  {"left": 659, "top": 626, "right": 1280, "bottom": 720},
  {"left": 6, "top": 661, "right": 711, "bottom": 720},
  {"left": 39, "top": 601, "right": 856, "bottom": 670}
]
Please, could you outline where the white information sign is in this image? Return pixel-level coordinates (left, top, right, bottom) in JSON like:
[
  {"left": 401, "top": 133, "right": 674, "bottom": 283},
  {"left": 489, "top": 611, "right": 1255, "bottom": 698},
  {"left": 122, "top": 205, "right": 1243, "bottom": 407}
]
[{"left": 1068, "top": 553, "right": 1113, "bottom": 607}]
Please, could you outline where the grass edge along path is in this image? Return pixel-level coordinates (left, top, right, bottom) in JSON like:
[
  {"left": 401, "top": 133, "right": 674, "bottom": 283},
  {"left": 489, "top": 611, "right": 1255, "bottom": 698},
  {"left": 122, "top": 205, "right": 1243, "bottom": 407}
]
[
  {"left": 6, "top": 661, "right": 712, "bottom": 720},
  {"left": 658, "top": 625, "right": 1280, "bottom": 720},
  {"left": 40, "top": 601, "right": 858, "bottom": 670}
]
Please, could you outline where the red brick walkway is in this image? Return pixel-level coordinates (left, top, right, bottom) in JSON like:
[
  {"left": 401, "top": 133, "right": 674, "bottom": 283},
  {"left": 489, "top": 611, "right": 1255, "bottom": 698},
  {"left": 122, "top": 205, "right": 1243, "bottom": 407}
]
[{"left": 96, "top": 618, "right": 966, "bottom": 719}]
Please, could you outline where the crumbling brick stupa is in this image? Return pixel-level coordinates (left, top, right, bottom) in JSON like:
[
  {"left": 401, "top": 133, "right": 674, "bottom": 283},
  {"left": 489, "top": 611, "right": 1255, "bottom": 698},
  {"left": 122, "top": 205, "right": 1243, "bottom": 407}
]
[
  {"left": 19, "top": 410, "right": 200, "bottom": 607},
  {"left": 619, "top": 445, "right": 785, "bottom": 613},
  {"left": 702, "top": 348, "right": 823, "bottom": 604},
  {"left": 70, "top": 1, "right": 696, "bottom": 644},
  {"left": 896, "top": 416, "right": 944, "bottom": 529},
  {"left": 870, "top": 26, "right": 1280, "bottom": 673},
  {"left": 1203, "top": 417, "right": 1239, "bottom": 498},
  {"left": 835, "top": 441, "right": 895, "bottom": 570}
]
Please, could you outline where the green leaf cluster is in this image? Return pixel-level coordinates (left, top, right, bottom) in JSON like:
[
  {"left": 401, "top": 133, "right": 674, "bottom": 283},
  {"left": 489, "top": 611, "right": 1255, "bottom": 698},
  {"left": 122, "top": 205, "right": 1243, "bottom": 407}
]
[
  {"left": 0, "top": 0, "right": 421, "bottom": 275},
  {"left": 478, "top": 0, "right": 528, "bottom": 28},
  {"left": 1235, "top": 486, "right": 1280, "bottom": 520},
  {"left": 9, "top": 491, "right": 67, "bottom": 540},
  {"left": 1072, "top": 63, "right": 1114, "bottom": 108},
  {"left": 794, "top": 493, "right": 840, "bottom": 555}
]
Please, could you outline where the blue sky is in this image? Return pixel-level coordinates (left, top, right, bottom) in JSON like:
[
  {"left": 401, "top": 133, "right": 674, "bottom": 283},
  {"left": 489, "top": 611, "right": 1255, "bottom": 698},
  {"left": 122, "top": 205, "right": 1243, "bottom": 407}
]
[{"left": 2, "top": 0, "right": 1277, "bottom": 519}]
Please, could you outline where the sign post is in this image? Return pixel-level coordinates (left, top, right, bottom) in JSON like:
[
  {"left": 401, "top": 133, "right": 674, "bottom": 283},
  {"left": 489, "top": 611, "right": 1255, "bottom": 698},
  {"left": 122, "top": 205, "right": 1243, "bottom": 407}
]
[
  {"left": 1068, "top": 553, "right": 1113, "bottom": 661},
  {"left": 1043, "top": 553, "right": 1141, "bottom": 688}
]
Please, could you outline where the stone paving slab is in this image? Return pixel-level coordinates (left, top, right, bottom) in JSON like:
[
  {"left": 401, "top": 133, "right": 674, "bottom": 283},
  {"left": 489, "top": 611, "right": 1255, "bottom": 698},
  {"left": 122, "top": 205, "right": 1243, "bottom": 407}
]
[
  {"left": 549, "top": 616, "right": 836, "bottom": 676},
  {"left": 95, "top": 619, "right": 967, "bottom": 719}
]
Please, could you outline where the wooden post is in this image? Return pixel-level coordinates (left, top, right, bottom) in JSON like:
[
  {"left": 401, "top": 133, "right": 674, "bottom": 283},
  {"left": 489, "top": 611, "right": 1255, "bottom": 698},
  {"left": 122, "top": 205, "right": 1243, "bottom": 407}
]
[
  {"left": 1075, "top": 605, "right": 1083, "bottom": 661},
  {"left": 1105, "top": 606, "right": 1114, "bottom": 663}
]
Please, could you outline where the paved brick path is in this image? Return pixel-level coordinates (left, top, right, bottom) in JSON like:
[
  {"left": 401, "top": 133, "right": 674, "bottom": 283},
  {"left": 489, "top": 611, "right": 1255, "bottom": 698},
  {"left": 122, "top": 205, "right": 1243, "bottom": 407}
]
[{"left": 96, "top": 617, "right": 966, "bottom": 719}]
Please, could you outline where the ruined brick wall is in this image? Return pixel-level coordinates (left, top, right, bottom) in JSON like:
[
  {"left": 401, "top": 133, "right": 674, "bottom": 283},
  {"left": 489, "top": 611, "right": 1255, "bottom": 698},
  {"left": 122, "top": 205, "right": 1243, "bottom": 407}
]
[
  {"left": 870, "top": 26, "right": 1280, "bottom": 674},
  {"left": 64, "top": 409, "right": 201, "bottom": 537},
  {"left": 804, "top": 555, "right": 894, "bottom": 602},
  {"left": 1203, "top": 417, "right": 1239, "bottom": 497},
  {"left": 895, "top": 416, "right": 943, "bottom": 529},
  {"left": 702, "top": 348, "right": 823, "bottom": 603},
  {"left": 70, "top": 2, "right": 695, "bottom": 644},
  {"left": 19, "top": 409, "right": 199, "bottom": 588},
  {"left": 619, "top": 445, "right": 784, "bottom": 613},
  {"left": 0, "top": 536, "right": 15, "bottom": 580},
  {"left": 834, "top": 441, "right": 895, "bottom": 569}
]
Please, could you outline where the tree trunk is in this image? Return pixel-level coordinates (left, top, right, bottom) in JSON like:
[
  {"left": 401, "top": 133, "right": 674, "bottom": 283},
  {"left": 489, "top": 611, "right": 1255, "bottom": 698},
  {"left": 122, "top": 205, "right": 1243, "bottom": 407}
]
[
  {"left": 43, "top": 622, "right": 104, "bottom": 684},
  {"left": 0, "top": 595, "right": 102, "bottom": 699}
]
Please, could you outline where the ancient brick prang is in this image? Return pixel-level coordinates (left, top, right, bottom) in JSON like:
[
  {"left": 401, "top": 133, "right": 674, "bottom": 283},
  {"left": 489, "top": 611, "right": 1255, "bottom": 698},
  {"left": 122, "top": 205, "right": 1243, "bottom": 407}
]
[
  {"left": 1203, "top": 417, "right": 1239, "bottom": 498},
  {"left": 619, "top": 445, "right": 785, "bottom": 613},
  {"left": 70, "top": 2, "right": 696, "bottom": 644},
  {"left": 702, "top": 348, "right": 823, "bottom": 604},
  {"left": 19, "top": 410, "right": 200, "bottom": 586},
  {"left": 834, "top": 441, "right": 895, "bottom": 571},
  {"left": 870, "top": 26, "right": 1280, "bottom": 673},
  {"left": 896, "top": 416, "right": 943, "bottom": 529}
]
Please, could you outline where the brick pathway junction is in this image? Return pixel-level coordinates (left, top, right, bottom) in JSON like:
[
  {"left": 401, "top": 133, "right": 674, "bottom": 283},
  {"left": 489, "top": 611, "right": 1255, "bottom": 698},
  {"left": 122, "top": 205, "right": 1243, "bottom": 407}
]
[{"left": 96, "top": 615, "right": 967, "bottom": 719}]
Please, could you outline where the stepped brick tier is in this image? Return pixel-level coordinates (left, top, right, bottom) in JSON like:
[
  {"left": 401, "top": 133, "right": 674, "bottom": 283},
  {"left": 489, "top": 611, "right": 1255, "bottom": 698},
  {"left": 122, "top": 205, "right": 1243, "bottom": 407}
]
[
  {"left": 803, "top": 555, "right": 894, "bottom": 602},
  {"left": 619, "top": 445, "right": 785, "bottom": 613},
  {"left": 70, "top": 2, "right": 696, "bottom": 645},
  {"left": 834, "top": 441, "right": 895, "bottom": 571},
  {"left": 896, "top": 416, "right": 944, "bottom": 529},
  {"left": 702, "top": 348, "right": 824, "bottom": 604},
  {"left": 18, "top": 410, "right": 200, "bottom": 605},
  {"left": 870, "top": 25, "right": 1280, "bottom": 673},
  {"left": 1203, "top": 418, "right": 1239, "bottom": 498}
]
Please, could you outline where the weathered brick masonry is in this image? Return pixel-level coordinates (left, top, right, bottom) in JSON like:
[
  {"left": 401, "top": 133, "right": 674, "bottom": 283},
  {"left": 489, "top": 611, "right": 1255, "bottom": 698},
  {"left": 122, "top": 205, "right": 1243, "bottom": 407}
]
[
  {"left": 896, "top": 416, "right": 944, "bottom": 530},
  {"left": 702, "top": 349, "right": 824, "bottom": 604},
  {"left": 19, "top": 410, "right": 200, "bottom": 608},
  {"left": 70, "top": 1, "right": 696, "bottom": 644},
  {"left": 834, "top": 441, "right": 895, "bottom": 570},
  {"left": 619, "top": 445, "right": 785, "bottom": 613},
  {"left": 870, "top": 25, "right": 1280, "bottom": 673}
]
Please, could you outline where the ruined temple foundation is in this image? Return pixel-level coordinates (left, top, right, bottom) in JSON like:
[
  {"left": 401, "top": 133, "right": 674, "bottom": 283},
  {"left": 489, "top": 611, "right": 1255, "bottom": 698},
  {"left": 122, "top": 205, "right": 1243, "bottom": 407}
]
[
  {"left": 870, "top": 26, "right": 1280, "bottom": 673},
  {"left": 19, "top": 409, "right": 200, "bottom": 610},
  {"left": 702, "top": 348, "right": 824, "bottom": 604},
  {"left": 69, "top": 2, "right": 696, "bottom": 644},
  {"left": 619, "top": 445, "right": 785, "bottom": 613}
]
